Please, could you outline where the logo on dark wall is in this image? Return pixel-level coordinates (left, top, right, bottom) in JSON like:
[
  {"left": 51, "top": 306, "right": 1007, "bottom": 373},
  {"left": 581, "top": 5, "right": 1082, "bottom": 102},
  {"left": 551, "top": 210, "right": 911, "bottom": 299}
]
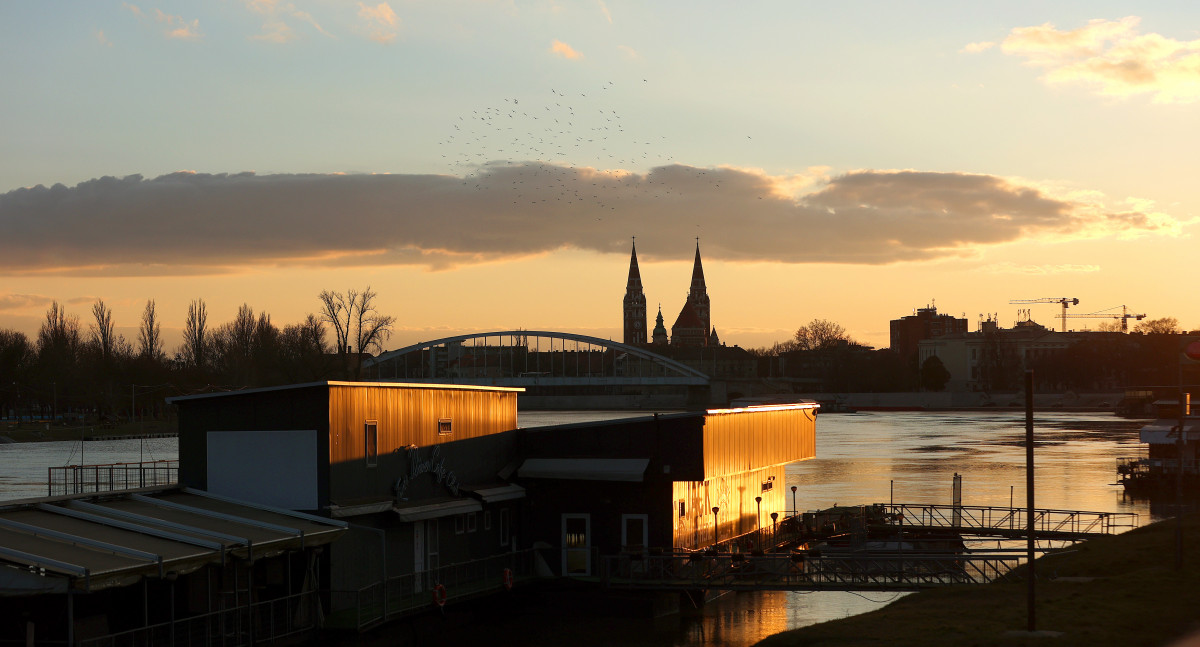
[{"left": 394, "top": 445, "right": 460, "bottom": 499}]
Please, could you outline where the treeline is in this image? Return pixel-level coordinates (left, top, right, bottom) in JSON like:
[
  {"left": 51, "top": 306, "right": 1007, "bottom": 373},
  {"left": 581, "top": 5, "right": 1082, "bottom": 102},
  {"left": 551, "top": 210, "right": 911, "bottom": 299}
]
[{"left": 0, "top": 288, "right": 393, "bottom": 423}]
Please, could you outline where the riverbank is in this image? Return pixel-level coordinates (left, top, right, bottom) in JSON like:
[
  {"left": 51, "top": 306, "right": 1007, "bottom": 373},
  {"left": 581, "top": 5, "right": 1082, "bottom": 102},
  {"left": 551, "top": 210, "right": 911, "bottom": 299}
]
[
  {"left": 0, "top": 420, "right": 178, "bottom": 444},
  {"left": 756, "top": 512, "right": 1200, "bottom": 647}
]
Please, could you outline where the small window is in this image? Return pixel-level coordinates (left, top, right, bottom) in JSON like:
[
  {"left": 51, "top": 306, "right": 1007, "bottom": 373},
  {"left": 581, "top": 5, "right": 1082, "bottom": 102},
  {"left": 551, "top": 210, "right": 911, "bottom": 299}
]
[
  {"left": 484, "top": 511, "right": 492, "bottom": 530},
  {"left": 467, "top": 512, "right": 478, "bottom": 533},
  {"left": 365, "top": 421, "right": 378, "bottom": 467},
  {"left": 455, "top": 514, "right": 465, "bottom": 534},
  {"left": 678, "top": 499, "right": 686, "bottom": 518},
  {"left": 500, "top": 509, "right": 511, "bottom": 547},
  {"left": 438, "top": 418, "right": 453, "bottom": 436}
]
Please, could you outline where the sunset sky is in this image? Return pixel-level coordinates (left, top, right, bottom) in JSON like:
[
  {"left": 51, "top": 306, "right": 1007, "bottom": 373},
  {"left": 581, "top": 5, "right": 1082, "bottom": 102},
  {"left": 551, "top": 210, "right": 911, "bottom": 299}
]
[{"left": 2, "top": 1, "right": 1197, "bottom": 354}]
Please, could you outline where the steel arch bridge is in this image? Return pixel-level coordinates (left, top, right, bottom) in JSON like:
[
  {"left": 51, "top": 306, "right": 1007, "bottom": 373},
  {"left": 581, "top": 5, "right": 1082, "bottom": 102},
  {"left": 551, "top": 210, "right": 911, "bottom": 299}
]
[{"left": 365, "top": 330, "right": 710, "bottom": 387}]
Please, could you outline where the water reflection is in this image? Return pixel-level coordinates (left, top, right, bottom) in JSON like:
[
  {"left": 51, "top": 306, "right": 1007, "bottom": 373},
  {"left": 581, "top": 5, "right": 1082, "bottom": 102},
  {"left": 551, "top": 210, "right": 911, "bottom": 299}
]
[{"left": 0, "top": 410, "right": 1157, "bottom": 645}]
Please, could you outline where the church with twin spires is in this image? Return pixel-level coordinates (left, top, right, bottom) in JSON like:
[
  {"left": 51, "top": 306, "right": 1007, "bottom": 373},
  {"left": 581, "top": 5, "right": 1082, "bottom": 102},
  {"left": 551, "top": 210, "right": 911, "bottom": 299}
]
[{"left": 623, "top": 240, "right": 720, "bottom": 348}]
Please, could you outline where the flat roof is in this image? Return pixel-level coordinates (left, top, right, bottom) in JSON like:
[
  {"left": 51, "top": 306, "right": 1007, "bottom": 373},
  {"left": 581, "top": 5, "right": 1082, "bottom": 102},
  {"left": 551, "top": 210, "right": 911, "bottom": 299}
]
[
  {"left": 167, "top": 380, "right": 524, "bottom": 403},
  {"left": 0, "top": 487, "right": 346, "bottom": 595}
]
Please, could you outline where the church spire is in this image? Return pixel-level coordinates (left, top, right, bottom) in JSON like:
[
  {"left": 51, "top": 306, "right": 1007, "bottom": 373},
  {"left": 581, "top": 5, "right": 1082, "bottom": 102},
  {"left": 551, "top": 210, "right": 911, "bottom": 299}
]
[
  {"left": 684, "top": 238, "right": 711, "bottom": 338},
  {"left": 689, "top": 238, "right": 706, "bottom": 294},
  {"left": 623, "top": 238, "right": 647, "bottom": 345}
]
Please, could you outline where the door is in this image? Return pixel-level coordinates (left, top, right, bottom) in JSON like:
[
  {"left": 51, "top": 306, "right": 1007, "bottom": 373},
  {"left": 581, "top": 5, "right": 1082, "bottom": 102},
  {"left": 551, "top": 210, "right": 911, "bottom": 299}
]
[
  {"left": 561, "top": 514, "right": 591, "bottom": 576},
  {"left": 621, "top": 514, "right": 648, "bottom": 553}
]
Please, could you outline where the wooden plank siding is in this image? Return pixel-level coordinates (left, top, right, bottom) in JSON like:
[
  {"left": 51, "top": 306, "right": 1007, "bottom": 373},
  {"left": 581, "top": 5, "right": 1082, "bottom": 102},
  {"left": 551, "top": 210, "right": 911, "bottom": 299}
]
[
  {"left": 327, "top": 383, "right": 520, "bottom": 463},
  {"left": 701, "top": 404, "right": 817, "bottom": 478},
  {"left": 671, "top": 465, "right": 788, "bottom": 549},
  {"left": 326, "top": 383, "right": 520, "bottom": 504},
  {"left": 669, "top": 404, "right": 817, "bottom": 549}
]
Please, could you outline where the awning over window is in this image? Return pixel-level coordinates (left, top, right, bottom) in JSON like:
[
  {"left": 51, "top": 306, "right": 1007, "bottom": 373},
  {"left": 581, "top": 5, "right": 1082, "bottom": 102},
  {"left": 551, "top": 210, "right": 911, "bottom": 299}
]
[
  {"left": 464, "top": 484, "right": 526, "bottom": 503},
  {"left": 392, "top": 498, "right": 482, "bottom": 522},
  {"left": 517, "top": 458, "right": 650, "bottom": 482},
  {"left": 1140, "top": 420, "right": 1200, "bottom": 444}
]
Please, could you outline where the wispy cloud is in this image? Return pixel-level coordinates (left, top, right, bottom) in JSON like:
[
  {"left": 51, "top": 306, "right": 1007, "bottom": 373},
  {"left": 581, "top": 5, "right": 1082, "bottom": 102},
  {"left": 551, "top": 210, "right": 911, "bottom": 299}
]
[
  {"left": 154, "top": 9, "right": 202, "bottom": 40},
  {"left": 980, "top": 262, "right": 1102, "bottom": 275},
  {"left": 244, "top": 0, "right": 330, "bottom": 43},
  {"left": 95, "top": 30, "right": 113, "bottom": 47},
  {"left": 598, "top": 0, "right": 612, "bottom": 24},
  {"left": 551, "top": 39, "right": 582, "bottom": 59},
  {"left": 1001, "top": 16, "right": 1200, "bottom": 103},
  {"left": 960, "top": 41, "right": 994, "bottom": 54},
  {"left": 0, "top": 167, "right": 1182, "bottom": 277},
  {"left": 0, "top": 293, "right": 55, "bottom": 311},
  {"left": 357, "top": 2, "right": 398, "bottom": 43}
]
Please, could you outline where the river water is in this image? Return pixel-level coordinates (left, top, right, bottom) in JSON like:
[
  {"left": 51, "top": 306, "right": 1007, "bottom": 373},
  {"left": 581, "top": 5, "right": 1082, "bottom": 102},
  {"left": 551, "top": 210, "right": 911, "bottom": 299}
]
[{"left": 0, "top": 410, "right": 1151, "bottom": 645}]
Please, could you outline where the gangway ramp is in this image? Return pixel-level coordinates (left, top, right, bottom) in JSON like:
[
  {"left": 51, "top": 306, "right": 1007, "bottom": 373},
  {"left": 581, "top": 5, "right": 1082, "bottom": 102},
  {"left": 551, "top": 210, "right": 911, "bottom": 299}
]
[{"left": 876, "top": 503, "right": 1137, "bottom": 540}]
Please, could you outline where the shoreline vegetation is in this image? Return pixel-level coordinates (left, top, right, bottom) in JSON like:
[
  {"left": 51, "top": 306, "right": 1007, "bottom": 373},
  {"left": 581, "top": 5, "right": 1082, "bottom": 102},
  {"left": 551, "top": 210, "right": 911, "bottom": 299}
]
[{"left": 756, "top": 512, "right": 1200, "bottom": 647}]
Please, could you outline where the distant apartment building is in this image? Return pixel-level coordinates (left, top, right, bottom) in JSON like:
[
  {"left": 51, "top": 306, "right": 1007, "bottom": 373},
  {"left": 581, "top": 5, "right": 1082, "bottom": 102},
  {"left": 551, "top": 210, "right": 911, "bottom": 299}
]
[
  {"left": 890, "top": 305, "right": 968, "bottom": 364},
  {"left": 918, "top": 318, "right": 1076, "bottom": 392}
]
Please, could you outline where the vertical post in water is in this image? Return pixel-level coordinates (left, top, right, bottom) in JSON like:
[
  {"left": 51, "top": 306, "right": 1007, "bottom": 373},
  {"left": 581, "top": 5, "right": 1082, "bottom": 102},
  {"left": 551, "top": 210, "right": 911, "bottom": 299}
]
[
  {"left": 1177, "top": 356, "right": 1187, "bottom": 572},
  {"left": 1025, "top": 369, "right": 1036, "bottom": 632}
]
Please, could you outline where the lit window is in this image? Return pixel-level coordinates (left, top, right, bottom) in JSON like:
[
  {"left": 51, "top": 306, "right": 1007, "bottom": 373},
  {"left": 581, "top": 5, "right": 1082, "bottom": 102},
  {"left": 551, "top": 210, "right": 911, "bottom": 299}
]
[
  {"left": 365, "top": 421, "right": 378, "bottom": 467},
  {"left": 438, "top": 418, "right": 453, "bottom": 436}
]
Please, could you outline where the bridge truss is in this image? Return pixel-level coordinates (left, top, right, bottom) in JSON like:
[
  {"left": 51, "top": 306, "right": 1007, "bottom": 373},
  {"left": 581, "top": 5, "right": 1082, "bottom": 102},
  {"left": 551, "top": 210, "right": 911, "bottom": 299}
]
[{"left": 365, "top": 330, "right": 710, "bottom": 387}]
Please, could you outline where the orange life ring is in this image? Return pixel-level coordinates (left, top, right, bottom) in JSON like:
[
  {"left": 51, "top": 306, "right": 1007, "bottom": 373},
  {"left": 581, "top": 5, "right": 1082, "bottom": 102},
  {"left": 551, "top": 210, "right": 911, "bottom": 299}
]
[
  {"left": 502, "top": 567, "right": 514, "bottom": 591},
  {"left": 432, "top": 583, "right": 447, "bottom": 607}
]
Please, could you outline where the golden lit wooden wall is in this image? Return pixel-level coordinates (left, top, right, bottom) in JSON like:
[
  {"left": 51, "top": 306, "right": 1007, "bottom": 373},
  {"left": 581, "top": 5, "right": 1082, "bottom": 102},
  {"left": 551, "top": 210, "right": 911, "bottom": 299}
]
[
  {"left": 327, "top": 383, "right": 520, "bottom": 464},
  {"left": 671, "top": 466, "right": 788, "bottom": 549},
  {"left": 669, "top": 404, "right": 818, "bottom": 549},
  {"left": 701, "top": 404, "right": 817, "bottom": 478}
]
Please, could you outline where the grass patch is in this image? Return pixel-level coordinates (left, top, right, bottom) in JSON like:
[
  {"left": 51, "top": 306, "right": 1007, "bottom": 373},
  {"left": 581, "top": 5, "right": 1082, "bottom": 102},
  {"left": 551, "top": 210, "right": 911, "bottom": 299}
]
[{"left": 757, "top": 513, "right": 1200, "bottom": 647}]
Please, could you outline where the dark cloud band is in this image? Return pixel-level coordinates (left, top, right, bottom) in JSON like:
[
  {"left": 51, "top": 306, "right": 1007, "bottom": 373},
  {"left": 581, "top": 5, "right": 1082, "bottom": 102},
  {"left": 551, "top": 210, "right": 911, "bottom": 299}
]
[{"left": 0, "top": 165, "right": 1177, "bottom": 276}]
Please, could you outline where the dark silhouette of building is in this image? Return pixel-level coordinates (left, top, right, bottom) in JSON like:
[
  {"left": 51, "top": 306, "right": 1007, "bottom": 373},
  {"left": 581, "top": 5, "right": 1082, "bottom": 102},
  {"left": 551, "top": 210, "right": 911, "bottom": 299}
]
[
  {"left": 623, "top": 241, "right": 648, "bottom": 345},
  {"left": 624, "top": 239, "right": 717, "bottom": 348},
  {"left": 890, "top": 305, "right": 968, "bottom": 363}
]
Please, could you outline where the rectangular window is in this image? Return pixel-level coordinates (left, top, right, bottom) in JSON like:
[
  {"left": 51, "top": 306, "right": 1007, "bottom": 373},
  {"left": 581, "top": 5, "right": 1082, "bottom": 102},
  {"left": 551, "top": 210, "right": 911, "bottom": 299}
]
[
  {"left": 365, "top": 421, "right": 378, "bottom": 467},
  {"left": 438, "top": 418, "right": 453, "bottom": 436},
  {"left": 467, "top": 512, "right": 478, "bottom": 533},
  {"left": 455, "top": 514, "right": 465, "bottom": 534},
  {"left": 500, "top": 508, "right": 511, "bottom": 547},
  {"left": 678, "top": 499, "right": 686, "bottom": 518},
  {"left": 484, "top": 511, "right": 492, "bottom": 530}
]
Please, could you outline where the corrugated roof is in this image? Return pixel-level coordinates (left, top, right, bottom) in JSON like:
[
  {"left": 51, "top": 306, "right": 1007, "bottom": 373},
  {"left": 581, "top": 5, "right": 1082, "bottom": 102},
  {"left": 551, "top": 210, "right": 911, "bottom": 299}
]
[{"left": 0, "top": 487, "right": 346, "bottom": 595}]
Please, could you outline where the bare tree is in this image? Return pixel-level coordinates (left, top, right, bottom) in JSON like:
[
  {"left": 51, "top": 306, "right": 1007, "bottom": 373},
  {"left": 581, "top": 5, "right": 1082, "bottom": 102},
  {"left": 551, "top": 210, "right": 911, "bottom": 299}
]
[
  {"left": 1134, "top": 317, "right": 1180, "bottom": 334},
  {"left": 319, "top": 287, "right": 395, "bottom": 379},
  {"left": 39, "top": 301, "right": 81, "bottom": 359},
  {"left": 792, "top": 319, "right": 856, "bottom": 351},
  {"left": 1096, "top": 320, "right": 1124, "bottom": 333},
  {"left": 90, "top": 299, "right": 115, "bottom": 361},
  {"left": 182, "top": 299, "right": 208, "bottom": 370},
  {"left": 138, "top": 299, "right": 163, "bottom": 360}
]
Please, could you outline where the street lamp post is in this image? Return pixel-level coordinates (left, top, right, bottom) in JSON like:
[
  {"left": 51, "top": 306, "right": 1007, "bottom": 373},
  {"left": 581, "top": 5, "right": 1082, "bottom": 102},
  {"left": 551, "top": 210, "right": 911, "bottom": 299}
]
[
  {"left": 755, "top": 496, "right": 763, "bottom": 552},
  {"left": 790, "top": 485, "right": 797, "bottom": 516},
  {"left": 711, "top": 506, "right": 720, "bottom": 548},
  {"left": 770, "top": 512, "right": 779, "bottom": 546}
]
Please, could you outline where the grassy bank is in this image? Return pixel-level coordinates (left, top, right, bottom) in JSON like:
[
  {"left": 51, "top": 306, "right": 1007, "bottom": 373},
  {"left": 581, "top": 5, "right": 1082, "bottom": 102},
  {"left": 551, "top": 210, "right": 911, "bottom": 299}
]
[
  {"left": 757, "top": 513, "right": 1200, "bottom": 647},
  {"left": 1, "top": 419, "right": 178, "bottom": 443}
]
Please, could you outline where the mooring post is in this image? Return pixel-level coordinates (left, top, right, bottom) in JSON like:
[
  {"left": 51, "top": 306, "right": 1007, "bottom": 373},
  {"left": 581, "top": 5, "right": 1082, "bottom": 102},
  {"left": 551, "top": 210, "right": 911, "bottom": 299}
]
[{"left": 1025, "top": 369, "right": 1036, "bottom": 632}]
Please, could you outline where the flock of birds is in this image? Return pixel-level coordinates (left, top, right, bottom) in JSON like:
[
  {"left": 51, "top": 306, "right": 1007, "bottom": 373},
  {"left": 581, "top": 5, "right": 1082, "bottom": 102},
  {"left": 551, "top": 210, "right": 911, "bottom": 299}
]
[{"left": 434, "top": 81, "right": 732, "bottom": 215}]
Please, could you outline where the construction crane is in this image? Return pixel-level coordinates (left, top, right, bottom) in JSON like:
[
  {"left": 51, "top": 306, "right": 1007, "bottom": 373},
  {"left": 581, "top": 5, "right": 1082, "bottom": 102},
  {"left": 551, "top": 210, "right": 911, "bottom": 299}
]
[
  {"left": 1063, "top": 305, "right": 1146, "bottom": 332},
  {"left": 1009, "top": 298, "right": 1078, "bottom": 332}
]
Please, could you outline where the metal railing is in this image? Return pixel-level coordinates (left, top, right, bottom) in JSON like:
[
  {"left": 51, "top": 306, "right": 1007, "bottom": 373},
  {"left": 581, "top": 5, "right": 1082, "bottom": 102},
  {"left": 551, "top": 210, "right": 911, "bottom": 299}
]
[
  {"left": 75, "top": 588, "right": 320, "bottom": 647},
  {"left": 332, "top": 549, "right": 540, "bottom": 631},
  {"left": 47, "top": 460, "right": 178, "bottom": 496},
  {"left": 600, "top": 550, "right": 1023, "bottom": 591},
  {"left": 877, "top": 503, "right": 1136, "bottom": 537}
]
